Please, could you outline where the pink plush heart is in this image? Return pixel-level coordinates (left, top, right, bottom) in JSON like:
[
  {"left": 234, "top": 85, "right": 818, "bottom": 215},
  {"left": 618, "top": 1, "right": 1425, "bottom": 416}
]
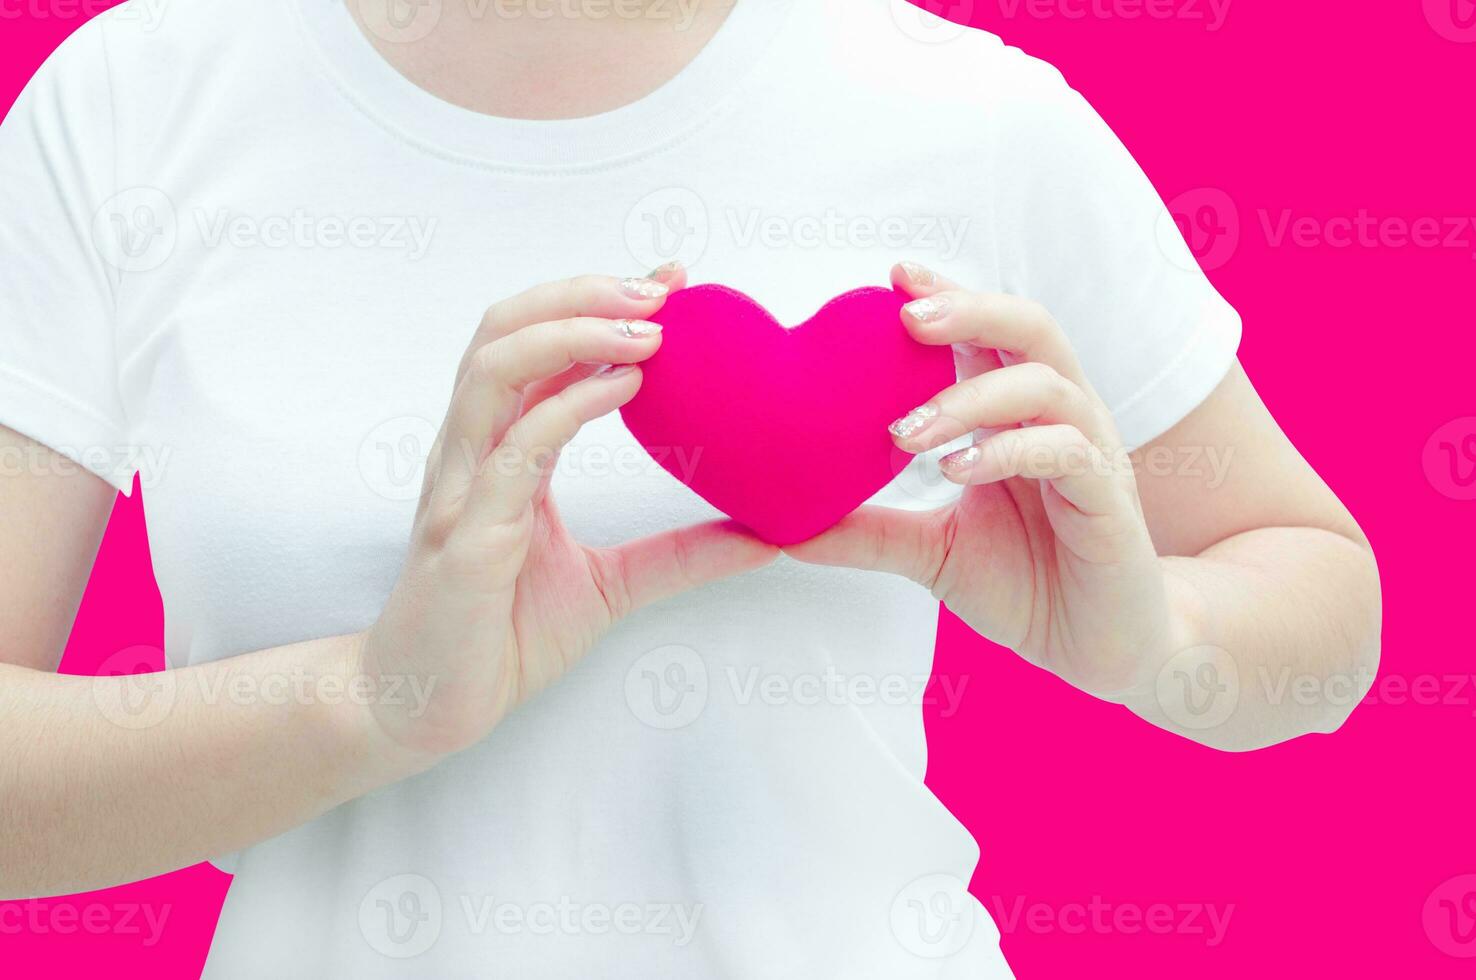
[{"left": 620, "top": 284, "right": 957, "bottom": 545}]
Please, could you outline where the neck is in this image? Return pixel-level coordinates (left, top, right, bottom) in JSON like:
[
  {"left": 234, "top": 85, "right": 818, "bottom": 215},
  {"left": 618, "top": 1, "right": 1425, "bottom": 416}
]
[{"left": 351, "top": 0, "right": 739, "bottom": 120}]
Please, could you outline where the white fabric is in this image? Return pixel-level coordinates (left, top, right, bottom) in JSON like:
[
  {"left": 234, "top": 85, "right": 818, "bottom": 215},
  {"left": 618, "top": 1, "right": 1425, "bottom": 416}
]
[{"left": 0, "top": 0, "right": 1239, "bottom": 975}]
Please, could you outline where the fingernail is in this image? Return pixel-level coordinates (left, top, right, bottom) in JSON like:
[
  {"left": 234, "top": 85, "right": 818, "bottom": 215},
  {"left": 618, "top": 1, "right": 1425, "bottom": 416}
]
[
  {"left": 648, "top": 261, "right": 681, "bottom": 280},
  {"left": 620, "top": 277, "right": 669, "bottom": 299},
  {"left": 900, "top": 261, "right": 936, "bottom": 287},
  {"left": 904, "top": 296, "right": 950, "bottom": 323},
  {"left": 940, "top": 445, "right": 982, "bottom": 476},
  {"left": 889, "top": 404, "right": 939, "bottom": 439},
  {"left": 594, "top": 363, "right": 638, "bottom": 378},
  {"left": 613, "top": 319, "right": 662, "bottom": 337}
]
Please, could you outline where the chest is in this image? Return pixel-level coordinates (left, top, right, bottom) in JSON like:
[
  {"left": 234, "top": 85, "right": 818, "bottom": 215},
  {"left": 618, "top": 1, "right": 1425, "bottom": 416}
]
[{"left": 114, "top": 138, "right": 982, "bottom": 661}]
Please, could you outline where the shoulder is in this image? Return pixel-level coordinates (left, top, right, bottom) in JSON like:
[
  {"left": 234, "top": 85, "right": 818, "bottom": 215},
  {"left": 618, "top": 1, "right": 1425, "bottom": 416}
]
[
  {"left": 84, "top": 0, "right": 289, "bottom": 80},
  {"left": 25, "top": 0, "right": 316, "bottom": 170}
]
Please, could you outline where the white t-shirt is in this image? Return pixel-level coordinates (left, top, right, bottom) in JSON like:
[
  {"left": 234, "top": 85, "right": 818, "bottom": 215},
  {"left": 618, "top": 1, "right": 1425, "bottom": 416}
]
[{"left": 0, "top": 0, "right": 1240, "bottom": 975}]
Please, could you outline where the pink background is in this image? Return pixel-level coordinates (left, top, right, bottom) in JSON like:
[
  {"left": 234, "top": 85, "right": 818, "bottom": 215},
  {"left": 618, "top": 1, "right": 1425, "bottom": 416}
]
[{"left": 3, "top": 1, "right": 1473, "bottom": 976}]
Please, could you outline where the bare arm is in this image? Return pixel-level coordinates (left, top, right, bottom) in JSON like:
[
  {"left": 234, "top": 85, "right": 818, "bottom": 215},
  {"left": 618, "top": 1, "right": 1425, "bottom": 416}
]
[
  {"left": 0, "top": 424, "right": 403, "bottom": 899},
  {"left": 1125, "top": 363, "right": 1381, "bottom": 750},
  {"left": 791, "top": 264, "right": 1381, "bottom": 753}
]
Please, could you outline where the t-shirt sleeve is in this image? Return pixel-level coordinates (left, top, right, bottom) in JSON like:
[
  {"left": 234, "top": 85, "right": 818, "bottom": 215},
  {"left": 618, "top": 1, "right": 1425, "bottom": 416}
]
[
  {"left": 988, "top": 64, "right": 1241, "bottom": 450},
  {"left": 0, "top": 17, "right": 137, "bottom": 493}
]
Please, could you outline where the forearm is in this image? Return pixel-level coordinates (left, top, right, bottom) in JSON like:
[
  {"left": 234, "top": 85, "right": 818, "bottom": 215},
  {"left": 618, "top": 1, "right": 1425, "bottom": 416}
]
[
  {"left": 0, "top": 632, "right": 428, "bottom": 899},
  {"left": 1123, "top": 525, "right": 1381, "bottom": 751}
]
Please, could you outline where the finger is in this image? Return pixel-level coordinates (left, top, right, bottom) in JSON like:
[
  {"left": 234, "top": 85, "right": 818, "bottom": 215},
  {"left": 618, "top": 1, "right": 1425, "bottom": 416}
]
[
  {"left": 424, "top": 266, "right": 686, "bottom": 509},
  {"left": 888, "top": 362, "right": 1117, "bottom": 455},
  {"left": 899, "top": 287, "right": 1089, "bottom": 390},
  {"left": 456, "top": 270, "right": 683, "bottom": 385},
  {"left": 491, "top": 316, "right": 663, "bottom": 390},
  {"left": 891, "top": 260, "right": 958, "bottom": 298},
  {"left": 506, "top": 310, "right": 665, "bottom": 498},
  {"left": 940, "top": 425, "right": 1132, "bottom": 517},
  {"left": 597, "top": 520, "right": 779, "bottom": 617},
  {"left": 512, "top": 262, "right": 688, "bottom": 423},
  {"left": 645, "top": 261, "right": 689, "bottom": 290},
  {"left": 436, "top": 317, "right": 664, "bottom": 494},
  {"left": 467, "top": 366, "right": 644, "bottom": 527},
  {"left": 892, "top": 261, "right": 1010, "bottom": 383},
  {"left": 781, "top": 505, "right": 945, "bottom": 586}
]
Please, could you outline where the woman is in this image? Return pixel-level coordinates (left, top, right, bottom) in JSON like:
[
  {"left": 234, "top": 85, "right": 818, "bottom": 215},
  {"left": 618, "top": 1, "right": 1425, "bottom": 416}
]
[{"left": 0, "top": 0, "right": 1380, "bottom": 976}]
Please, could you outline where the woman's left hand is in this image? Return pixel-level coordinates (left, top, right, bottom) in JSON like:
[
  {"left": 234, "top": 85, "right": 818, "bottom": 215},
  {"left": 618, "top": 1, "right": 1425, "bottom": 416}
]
[{"left": 788, "top": 262, "right": 1174, "bottom": 700}]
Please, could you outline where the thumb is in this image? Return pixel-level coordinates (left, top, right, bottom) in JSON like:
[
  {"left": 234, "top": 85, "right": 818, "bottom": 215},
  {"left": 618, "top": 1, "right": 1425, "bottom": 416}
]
[
  {"left": 605, "top": 520, "right": 779, "bottom": 615},
  {"left": 783, "top": 505, "right": 944, "bottom": 587}
]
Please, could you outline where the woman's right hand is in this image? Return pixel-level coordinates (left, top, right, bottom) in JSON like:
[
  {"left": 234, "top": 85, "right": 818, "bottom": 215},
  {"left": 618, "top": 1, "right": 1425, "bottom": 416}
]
[{"left": 358, "top": 268, "right": 777, "bottom": 761}]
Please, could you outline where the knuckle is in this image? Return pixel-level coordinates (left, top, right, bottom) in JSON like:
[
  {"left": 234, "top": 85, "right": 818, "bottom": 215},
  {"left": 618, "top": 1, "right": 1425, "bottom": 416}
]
[
  {"left": 478, "top": 302, "right": 501, "bottom": 336},
  {"left": 1019, "top": 298, "right": 1056, "bottom": 333},
  {"left": 510, "top": 418, "right": 565, "bottom": 473},
  {"left": 547, "top": 316, "right": 585, "bottom": 347},
  {"left": 564, "top": 275, "right": 603, "bottom": 311},
  {"left": 1045, "top": 368, "right": 1077, "bottom": 404},
  {"left": 498, "top": 423, "right": 534, "bottom": 464},
  {"left": 955, "top": 378, "right": 992, "bottom": 416},
  {"left": 479, "top": 438, "right": 521, "bottom": 482},
  {"left": 467, "top": 341, "right": 505, "bottom": 385},
  {"left": 1020, "top": 361, "right": 1067, "bottom": 401},
  {"left": 544, "top": 393, "right": 583, "bottom": 443},
  {"left": 1064, "top": 381, "right": 1099, "bottom": 423},
  {"left": 1058, "top": 424, "right": 1093, "bottom": 453},
  {"left": 416, "top": 505, "right": 459, "bottom": 553}
]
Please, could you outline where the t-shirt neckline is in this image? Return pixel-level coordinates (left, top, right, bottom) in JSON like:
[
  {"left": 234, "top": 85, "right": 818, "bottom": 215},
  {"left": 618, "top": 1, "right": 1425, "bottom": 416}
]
[{"left": 290, "top": 0, "right": 794, "bottom": 172}]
